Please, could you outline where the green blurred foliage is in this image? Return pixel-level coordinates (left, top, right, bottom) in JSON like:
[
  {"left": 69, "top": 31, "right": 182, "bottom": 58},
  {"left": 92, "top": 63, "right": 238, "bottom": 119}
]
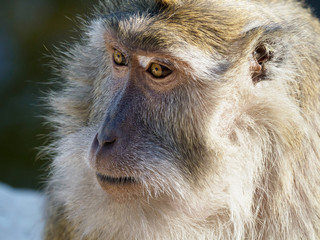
[{"left": 0, "top": 0, "right": 319, "bottom": 190}]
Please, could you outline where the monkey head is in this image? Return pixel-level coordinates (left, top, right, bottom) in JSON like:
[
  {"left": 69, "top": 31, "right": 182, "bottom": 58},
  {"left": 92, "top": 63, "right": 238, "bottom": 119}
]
[{"left": 47, "top": 0, "right": 320, "bottom": 238}]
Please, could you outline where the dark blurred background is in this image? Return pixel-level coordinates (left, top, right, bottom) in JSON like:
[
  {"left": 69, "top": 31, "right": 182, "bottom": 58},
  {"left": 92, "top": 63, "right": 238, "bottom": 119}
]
[
  {"left": 0, "top": 0, "right": 94, "bottom": 190},
  {"left": 0, "top": 0, "right": 319, "bottom": 190}
]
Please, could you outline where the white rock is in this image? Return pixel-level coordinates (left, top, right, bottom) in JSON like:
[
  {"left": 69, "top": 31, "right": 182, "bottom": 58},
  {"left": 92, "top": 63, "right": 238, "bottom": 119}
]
[{"left": 0, "top": 182, "right": 45, "bottom": 240}]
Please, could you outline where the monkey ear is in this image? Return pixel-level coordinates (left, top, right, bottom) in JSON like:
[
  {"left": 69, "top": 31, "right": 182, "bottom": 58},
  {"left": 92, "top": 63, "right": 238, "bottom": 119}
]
[{"left": 250, "top": 44, "right": 272, "bottom": 83}]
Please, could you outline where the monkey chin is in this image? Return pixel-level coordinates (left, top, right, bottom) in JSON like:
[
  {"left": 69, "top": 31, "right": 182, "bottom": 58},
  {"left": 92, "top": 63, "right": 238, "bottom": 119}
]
[{"left": 95, "top": 172, "right": 144, "bottom": 202}]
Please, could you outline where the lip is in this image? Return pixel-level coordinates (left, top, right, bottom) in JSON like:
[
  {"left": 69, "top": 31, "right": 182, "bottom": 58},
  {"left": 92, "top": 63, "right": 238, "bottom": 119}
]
[{"left": 96, "top": 173, "right": 137, "bottom": 185}]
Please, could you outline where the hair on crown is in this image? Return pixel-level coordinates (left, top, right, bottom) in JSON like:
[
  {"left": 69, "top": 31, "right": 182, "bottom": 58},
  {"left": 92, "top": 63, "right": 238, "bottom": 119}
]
[{"left": 156, "top": 0, "right": 178, "bottom": 6}]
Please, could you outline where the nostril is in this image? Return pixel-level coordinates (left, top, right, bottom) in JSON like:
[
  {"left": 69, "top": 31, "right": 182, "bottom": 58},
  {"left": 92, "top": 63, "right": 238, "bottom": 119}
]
[
  {"left": 97, "top": 132, "right": 117, "bottom": 147},
  {"left": 104, "top": 138, "right": 116, "bottom": 145}
]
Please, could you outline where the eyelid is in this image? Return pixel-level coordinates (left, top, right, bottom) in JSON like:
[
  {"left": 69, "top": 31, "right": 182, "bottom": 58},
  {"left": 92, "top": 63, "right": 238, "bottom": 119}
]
[{"left": 150, "top": 59, "right": 173, "bottom": 69}]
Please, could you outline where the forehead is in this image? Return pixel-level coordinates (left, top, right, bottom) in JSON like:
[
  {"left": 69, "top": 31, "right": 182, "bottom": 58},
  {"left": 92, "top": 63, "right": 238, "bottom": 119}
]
[{"left": 101, "top": 1, "right": 245, "bottom": 54}]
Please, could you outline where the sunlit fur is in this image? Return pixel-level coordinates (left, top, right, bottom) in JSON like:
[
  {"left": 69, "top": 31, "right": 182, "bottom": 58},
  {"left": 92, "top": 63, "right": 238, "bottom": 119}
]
[{"left": 45, "top": 0, "right": 320, "bottom": 239}]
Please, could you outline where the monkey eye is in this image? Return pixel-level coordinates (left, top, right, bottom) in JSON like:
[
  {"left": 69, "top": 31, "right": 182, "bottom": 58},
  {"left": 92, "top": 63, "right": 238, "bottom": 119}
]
[
  {"left": 147, "top": 63, "right": 172, "bottom": 78},
  {"left": 113, "top": 50, "right": 127, "bottom": 66}
]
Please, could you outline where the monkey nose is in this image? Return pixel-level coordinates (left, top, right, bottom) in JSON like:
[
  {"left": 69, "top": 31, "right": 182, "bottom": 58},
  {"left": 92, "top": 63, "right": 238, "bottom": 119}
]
[
  {"left": 89, "top": 131, "right": 118, "bottom": 166},
  {"left": 96, "top": 130, "right": 117, "bottom": 147}
]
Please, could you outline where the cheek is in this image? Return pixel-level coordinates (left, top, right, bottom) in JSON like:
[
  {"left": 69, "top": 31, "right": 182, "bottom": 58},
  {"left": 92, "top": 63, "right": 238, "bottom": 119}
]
[{"left": 207, "top": 100, "right": 238, "bottom": 142}]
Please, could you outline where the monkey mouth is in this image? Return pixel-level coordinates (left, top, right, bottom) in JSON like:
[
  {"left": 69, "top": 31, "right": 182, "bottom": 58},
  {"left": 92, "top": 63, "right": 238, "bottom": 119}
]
[
  {"left": 96, "top": 173, "right": 137, "bottom": 184},
  {"left": 96, "top": 172, "right": 143, "bottom": 201}
]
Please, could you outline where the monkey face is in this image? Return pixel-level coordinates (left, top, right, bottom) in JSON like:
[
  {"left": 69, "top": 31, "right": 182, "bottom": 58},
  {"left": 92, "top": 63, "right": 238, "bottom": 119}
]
[
  {"left": 88, "top": 41, "right": 214, "bottom": 200},
  {"left": 82, "top": 1, "right": 274, "bottom": 202},
  {"left": 52, "top": 0, "right": 301, "bottom": 207}
]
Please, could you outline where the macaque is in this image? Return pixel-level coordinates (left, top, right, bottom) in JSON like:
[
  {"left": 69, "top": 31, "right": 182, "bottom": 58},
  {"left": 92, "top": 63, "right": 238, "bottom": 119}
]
[{"left": 44, "top": 0, "right": 320, "bottom": 239}]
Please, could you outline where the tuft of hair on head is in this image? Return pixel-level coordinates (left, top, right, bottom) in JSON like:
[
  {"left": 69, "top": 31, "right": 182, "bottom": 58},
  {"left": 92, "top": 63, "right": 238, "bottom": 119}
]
[{"left": 156, "top": 0, "right": 179, "bottom": 7}]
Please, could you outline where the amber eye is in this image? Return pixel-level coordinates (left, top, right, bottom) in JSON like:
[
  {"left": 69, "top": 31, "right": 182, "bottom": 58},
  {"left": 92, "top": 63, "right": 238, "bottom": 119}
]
[
  {"left": 148, "top": 63, "right": 172, "bottom": 78},
  {"left": 113, "top": 50, "right": 126, "bottom": 66}
]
